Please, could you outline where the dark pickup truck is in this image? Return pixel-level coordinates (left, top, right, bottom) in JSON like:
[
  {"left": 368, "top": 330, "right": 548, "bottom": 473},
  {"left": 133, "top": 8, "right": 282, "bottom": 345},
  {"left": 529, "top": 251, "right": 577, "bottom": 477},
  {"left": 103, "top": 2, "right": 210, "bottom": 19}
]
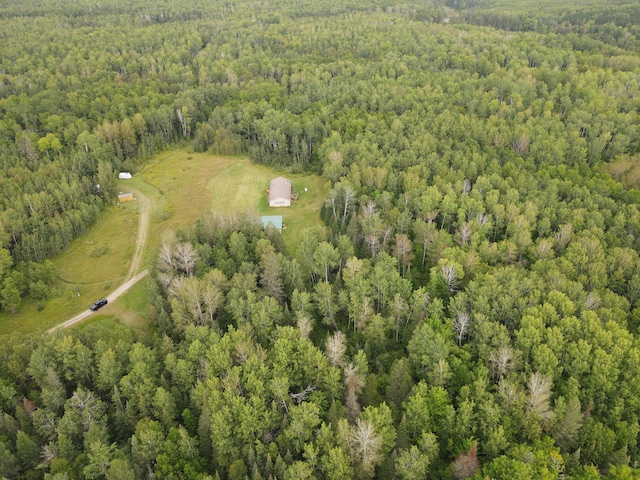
[{"left": 89, "top": 299, "right": 108, "bottom": 311}]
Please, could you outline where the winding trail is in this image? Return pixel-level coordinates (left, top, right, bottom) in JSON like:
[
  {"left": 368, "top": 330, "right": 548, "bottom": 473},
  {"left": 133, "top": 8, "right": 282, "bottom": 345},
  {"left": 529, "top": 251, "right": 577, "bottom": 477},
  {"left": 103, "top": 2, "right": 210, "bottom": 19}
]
[{"left": 48, "top": 188, "right": 151, "bottom": 332}]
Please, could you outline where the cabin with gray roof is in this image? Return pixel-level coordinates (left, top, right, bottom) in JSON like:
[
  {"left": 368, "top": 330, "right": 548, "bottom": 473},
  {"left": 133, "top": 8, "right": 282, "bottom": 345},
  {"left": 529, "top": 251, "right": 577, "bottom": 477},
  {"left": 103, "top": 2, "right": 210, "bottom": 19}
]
[{"left": 268, "top": 177, "right": 292, "bottom": 207}]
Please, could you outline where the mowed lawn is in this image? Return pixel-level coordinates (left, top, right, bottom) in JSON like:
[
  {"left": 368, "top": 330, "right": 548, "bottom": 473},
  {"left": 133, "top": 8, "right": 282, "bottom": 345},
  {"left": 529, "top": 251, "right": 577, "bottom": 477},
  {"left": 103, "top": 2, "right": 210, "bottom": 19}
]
[
  {"left": 207, "top": 158, "right": 327, "bottom": 251},
  {"left": 0, "top": 150, "right": 326, "bottom": 335}
]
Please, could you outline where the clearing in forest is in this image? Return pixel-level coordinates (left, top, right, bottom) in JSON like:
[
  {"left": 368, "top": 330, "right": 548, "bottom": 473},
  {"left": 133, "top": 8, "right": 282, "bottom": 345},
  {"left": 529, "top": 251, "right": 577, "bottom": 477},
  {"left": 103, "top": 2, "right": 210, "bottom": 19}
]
[
  {"left": 0, "top": 151, "right": 325, "bottom": 334},
  {"left": 206, "top": 157, "right": 327, "bottom": 249},
  {"left": 141, "top": 151, "right": 325, "bottom": 251}
]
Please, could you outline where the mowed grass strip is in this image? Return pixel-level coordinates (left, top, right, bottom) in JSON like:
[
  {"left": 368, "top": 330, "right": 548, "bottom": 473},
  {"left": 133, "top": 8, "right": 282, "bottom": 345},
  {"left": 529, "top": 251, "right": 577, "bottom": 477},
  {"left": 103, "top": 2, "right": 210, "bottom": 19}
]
[{"left": 207, "top": 159, "right": 273, "bottom": 214}]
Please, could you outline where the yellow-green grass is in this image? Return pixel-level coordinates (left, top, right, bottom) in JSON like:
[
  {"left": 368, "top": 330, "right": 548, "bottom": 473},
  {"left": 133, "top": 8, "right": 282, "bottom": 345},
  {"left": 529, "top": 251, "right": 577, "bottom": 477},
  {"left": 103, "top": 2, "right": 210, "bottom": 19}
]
[
  {"left": 139, "top": 150, "right": 242, "bottom": 254},
  {"left": 277, "top": 176, "right": 328, "bottom": 253},
  {"left": 207, "top": 158, "right": 327, "bottom": 252},
  {"left": 56, "top": 205, "right": 138, "bottom": 284}
]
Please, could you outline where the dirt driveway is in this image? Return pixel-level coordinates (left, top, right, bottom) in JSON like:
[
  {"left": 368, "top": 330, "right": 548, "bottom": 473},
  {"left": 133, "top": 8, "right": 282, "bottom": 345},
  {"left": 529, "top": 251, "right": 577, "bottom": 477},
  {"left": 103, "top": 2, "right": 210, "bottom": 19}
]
[{"left": 48, "top": 188, "right": 151, "bottom": 332}]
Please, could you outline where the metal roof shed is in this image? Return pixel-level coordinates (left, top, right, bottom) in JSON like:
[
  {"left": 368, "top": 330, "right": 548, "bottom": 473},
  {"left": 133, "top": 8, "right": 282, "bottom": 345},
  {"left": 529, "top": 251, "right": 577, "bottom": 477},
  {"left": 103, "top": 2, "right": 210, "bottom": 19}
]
[
  {"left": 261, "top": 215, "right": 283, "bottom": 232},
  {"left": 268, "top": 177, "right": 292, "bottom": 207}
]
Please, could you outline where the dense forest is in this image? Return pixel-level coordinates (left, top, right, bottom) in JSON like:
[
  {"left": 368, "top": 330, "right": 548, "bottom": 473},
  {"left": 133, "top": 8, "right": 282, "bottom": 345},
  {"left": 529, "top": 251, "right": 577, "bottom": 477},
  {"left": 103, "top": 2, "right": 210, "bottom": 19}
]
[{"left": 2, "top": 0, "right": 640, "bottom": 478}]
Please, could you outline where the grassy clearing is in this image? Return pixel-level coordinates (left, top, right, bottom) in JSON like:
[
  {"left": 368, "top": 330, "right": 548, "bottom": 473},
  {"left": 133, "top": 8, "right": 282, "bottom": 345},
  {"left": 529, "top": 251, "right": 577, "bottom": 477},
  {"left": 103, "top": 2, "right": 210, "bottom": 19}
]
[
  {"left": 207, "top": 159, "right": 271, "bottom": 214},
  {"left": 281, "top": 176, "right": 328, "bottom": 251},
  {"left": 0, "top": 149, "right": 326, "bottom": 335},
  {"left": 56, "top": 205, "right": 137, "bottom": 284},
  {"left": 140, "top": 150, "right": 240, "bottom": 253},
  {"left": 207, "top": 157, "right": 327, "bottom": 252}
]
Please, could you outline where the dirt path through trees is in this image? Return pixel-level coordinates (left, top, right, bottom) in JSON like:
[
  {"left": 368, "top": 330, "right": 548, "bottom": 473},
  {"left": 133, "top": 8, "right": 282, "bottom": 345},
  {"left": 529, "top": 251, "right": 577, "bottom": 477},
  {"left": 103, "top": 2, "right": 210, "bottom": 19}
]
[{"left": 48, "top": 189, "right": 151, "bottom": 332}]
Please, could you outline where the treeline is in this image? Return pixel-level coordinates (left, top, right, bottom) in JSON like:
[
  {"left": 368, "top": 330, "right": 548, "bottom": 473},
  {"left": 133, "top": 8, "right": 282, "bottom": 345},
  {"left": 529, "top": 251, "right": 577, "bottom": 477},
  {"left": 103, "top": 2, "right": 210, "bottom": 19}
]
[{"left": 450, "top": 0, "right": 640, "bottom": 52}]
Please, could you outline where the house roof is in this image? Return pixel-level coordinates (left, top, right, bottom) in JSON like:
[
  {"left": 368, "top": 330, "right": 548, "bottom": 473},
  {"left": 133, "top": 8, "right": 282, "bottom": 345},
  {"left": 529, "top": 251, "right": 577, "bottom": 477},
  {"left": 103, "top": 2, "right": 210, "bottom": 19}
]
[
  {"left": 261, "top": 215, "right": 283, "bottom": 231},
  {"left": 269, "top": 177, "right": 291, "bottom": 201}
]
